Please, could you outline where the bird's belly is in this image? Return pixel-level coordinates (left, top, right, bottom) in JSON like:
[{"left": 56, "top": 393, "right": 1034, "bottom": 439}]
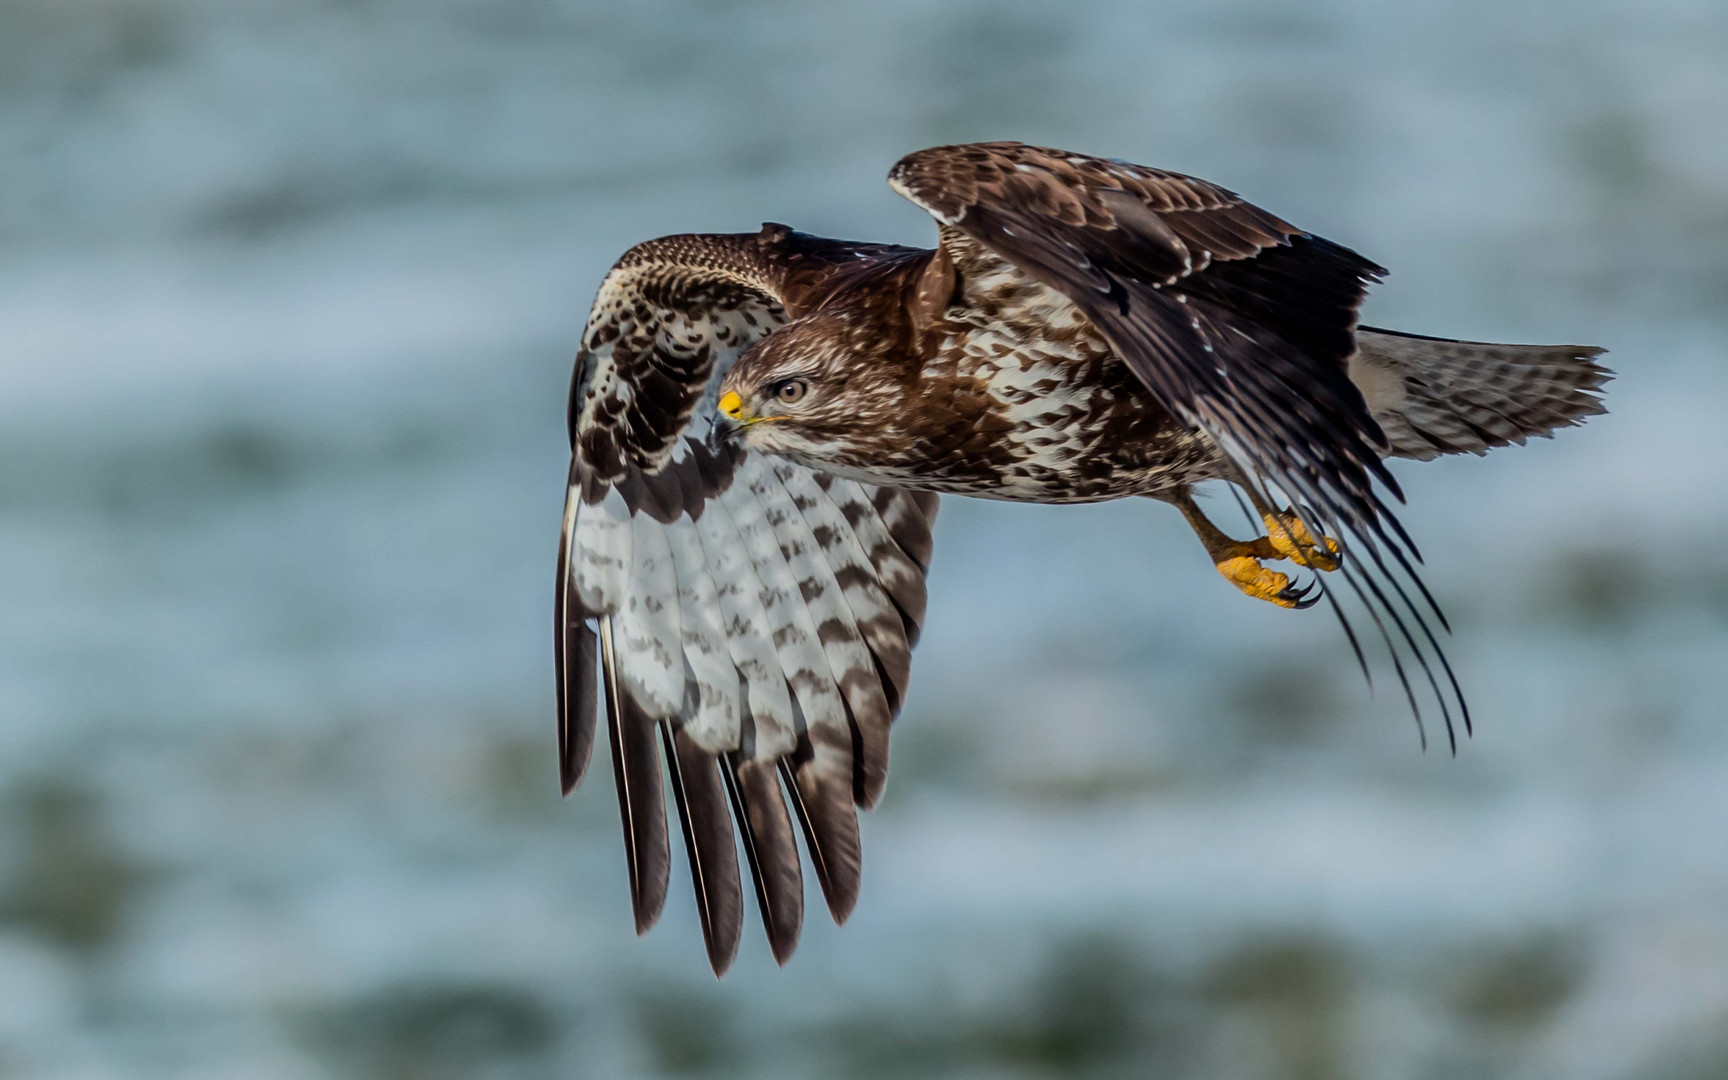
[
  {"left": 986, "top": 408, "right": 1224, "bottom": 504},
  {"left": 884, "top": 322, "right": 1228, "bottom": 502}
]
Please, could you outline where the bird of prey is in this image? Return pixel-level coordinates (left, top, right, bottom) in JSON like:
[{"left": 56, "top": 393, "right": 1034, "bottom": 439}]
[{"left": 555, "top": 142, "right": 1609, "bottom": 974}]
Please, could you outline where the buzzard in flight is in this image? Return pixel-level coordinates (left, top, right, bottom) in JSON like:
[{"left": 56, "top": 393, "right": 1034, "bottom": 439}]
[{"left": 555, "top": 142, "right": 1609, "bottom": 974}]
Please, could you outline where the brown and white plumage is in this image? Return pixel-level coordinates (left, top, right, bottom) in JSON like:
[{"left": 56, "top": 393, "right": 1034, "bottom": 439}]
[
  {"left": 558, "top": 142, "right": 1609, "bottom": 973},
  {"left": 557, "top": 228, "right": 938, "bottom": 974}
]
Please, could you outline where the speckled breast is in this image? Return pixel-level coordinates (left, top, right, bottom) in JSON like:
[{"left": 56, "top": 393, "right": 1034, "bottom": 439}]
[{"left": 908, "top": 309, "right": 1227, "bottom": 503}]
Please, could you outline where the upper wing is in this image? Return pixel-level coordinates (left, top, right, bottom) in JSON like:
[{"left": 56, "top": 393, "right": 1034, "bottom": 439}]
[
  {"left": 1350, "top": 327, "right": 1611, "bottom": 462},
  {"left": 890, "top": 142, "right": 1466, "bottom": 744},
  {"left": 558, "top": 226, "right": 939, "bottom": 974}
]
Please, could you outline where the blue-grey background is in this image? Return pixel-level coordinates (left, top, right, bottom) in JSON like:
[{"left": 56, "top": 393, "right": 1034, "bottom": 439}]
[{"left": 4, "top": 1, "right": 1726, "bottom": 1077}]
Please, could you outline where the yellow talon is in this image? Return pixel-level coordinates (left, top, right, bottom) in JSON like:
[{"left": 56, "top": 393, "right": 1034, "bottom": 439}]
[
  {"left": 1173, "top": 493, "right": 1321, "bottom": 610},
  {"left": 1215, "top": 551, "right": 1314, "bottom": 609},
  {"left": 1263, "top": 509, "right": 1341, "bottom": 572}
]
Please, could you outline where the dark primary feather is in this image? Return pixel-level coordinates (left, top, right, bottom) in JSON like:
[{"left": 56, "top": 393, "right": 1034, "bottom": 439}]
[
  {"left": 554, "top": 463, "right": 599, "bottom": 796},
  {"left": 602, "top": 620, "right": 670, "bottom": 934},
  {"left": 557, "top": 615, "right": 598, "bottom": 795},
  {"left": 781, "top": 743, "right": 864, "bottom": 925},
  {"left": 723, "top": 753, "right": 804, "bottom": 965},
  {"left": 663, "top": 722, "right": 745, "bottom": 976}
]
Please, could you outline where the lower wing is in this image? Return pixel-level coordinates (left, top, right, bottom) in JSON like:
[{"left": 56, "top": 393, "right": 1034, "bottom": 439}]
[{"left": 559, "top": 229, "right": 938, "bottom": 974}]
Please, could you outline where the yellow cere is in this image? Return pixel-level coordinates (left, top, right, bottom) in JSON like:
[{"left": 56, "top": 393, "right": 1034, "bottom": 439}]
[{"left": 718, "top": 390, "right": 743, "bottom": 419}]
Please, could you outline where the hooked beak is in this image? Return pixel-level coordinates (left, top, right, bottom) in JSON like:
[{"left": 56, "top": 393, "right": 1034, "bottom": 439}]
[{"left": 720, "top": 389, "right": 776, "bottom": 427}]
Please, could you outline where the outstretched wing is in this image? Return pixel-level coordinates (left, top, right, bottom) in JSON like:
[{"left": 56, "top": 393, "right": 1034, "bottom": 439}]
[
  {"left": 890, "top": 142, "right": 1465, "bottom": 744},
  {"left": 557, "top": 226, "right": 938, "bottom": 974}
]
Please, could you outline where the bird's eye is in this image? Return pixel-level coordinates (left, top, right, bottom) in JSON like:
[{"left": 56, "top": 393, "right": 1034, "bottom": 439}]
[{"left": 774, "top": 379, "right": 809, "bottom": 405}]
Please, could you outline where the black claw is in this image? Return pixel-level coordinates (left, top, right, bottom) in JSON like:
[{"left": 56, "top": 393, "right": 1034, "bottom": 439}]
[{"left": 1284, "top": 577, "right": 1320, "bottom": 610}]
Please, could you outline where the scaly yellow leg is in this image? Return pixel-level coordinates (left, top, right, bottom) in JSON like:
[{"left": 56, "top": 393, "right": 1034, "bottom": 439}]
[{"left": 1173, "top": 494, "right": 1318, "bottom": 609}]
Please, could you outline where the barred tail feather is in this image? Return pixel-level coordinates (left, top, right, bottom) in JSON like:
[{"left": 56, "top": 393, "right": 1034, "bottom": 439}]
[{"left": 1351, "top": 328, "right": 1611, "bottom": 462}]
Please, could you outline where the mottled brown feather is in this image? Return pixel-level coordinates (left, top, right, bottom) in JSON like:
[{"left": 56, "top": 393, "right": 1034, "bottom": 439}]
[{"left": 564, "top": 225, "right": 940, "bottom": 971}]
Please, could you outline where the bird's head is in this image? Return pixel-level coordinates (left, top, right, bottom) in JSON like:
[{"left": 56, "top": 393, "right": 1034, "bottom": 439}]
[{"left": 716, "top": 315, "right": 888, "bottom": 466}]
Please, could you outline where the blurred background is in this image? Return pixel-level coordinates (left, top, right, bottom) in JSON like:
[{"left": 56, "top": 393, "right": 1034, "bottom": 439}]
[{"left": 3, "top": 0, "right": 1727, "bottom": 1076}]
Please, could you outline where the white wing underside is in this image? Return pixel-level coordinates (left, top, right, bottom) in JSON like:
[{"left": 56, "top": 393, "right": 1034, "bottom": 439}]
[
  {"left": 559, "top": 241, "right": 937, "bottom": 973},
  {"left": 571, "top": 405, "right": 925, "bottom": 760}
]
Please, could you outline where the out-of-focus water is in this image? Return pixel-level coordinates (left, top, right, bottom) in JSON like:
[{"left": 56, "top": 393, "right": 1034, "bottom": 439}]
[{"left": 3, "top": 1, "right": 1726, "bottom": 1076}]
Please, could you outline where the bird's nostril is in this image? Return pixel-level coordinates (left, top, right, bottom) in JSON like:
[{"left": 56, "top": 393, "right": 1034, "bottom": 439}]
[{"left": 718, "top": 390, "right": 743, "bottom": 418}]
